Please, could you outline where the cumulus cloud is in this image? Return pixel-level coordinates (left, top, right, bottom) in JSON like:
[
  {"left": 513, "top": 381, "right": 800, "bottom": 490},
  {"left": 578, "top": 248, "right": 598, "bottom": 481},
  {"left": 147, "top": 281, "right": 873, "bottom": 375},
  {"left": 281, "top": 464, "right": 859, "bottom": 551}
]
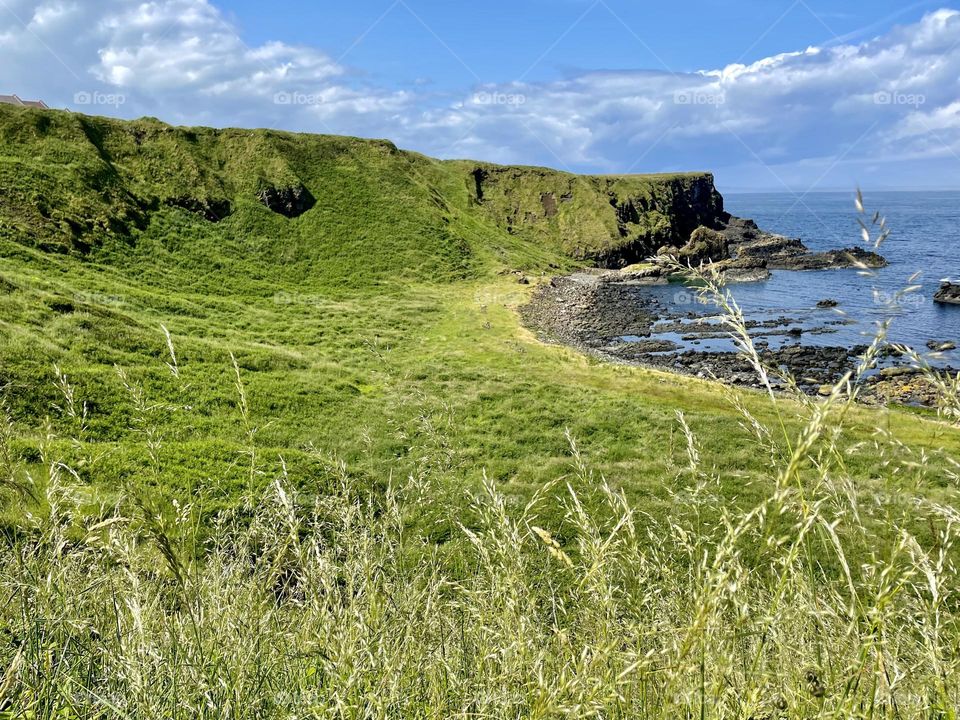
[
  {"left": 0, "top": 0, "right": 410, "bottom": 130},
  {"left": 417, "top": 8, "right": 960, "bottom": 187},
  {"left": 1, "top": 1, "right": 959, "bottom": 188}
]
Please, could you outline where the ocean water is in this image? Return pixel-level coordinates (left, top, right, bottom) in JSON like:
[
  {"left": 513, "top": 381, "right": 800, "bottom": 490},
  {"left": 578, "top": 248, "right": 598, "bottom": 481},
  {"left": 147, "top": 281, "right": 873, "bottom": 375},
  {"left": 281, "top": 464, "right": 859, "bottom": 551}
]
[{"left": 638, "top": 191, "right": 960, "bottom": 358}]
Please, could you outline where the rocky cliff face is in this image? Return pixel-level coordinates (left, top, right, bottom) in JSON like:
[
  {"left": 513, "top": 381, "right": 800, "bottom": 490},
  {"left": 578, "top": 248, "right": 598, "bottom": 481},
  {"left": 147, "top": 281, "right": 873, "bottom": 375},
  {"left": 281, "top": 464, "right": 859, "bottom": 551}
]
[{"left": 463, "top": 163, "right": 726, "bottom": 268}]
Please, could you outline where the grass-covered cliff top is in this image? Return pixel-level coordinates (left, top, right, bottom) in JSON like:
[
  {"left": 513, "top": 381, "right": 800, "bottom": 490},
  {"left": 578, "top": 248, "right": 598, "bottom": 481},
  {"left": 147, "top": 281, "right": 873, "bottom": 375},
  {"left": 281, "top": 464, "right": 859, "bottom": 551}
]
[{"left": 0, "top": 104, "right": 722, "bottom": 275}]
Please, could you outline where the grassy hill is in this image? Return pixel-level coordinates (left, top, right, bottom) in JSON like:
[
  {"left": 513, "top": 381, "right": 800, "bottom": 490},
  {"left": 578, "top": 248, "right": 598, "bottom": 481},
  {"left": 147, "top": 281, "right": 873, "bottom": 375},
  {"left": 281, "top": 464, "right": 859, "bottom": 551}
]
[
  {"left": 0, "top": 105, "right": 729, "bottom": 273},
  {"left": 0, "top": 106, "right": 958, "bottom": 717},
  {"left": 0, "top": 104, "right": 756, "bottom": 508}
]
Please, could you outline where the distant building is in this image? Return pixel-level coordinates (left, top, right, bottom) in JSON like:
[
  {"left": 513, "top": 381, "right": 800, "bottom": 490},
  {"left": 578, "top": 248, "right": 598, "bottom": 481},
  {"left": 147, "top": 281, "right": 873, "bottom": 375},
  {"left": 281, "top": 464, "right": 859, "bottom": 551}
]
[{"left": 0, "top": 94, "right": 49, "bottom": 109}]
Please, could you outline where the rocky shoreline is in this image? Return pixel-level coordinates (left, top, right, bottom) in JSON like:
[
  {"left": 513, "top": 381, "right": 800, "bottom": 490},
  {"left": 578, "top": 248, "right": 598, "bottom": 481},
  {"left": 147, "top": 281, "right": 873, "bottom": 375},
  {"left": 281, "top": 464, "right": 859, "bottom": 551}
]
[
  {"left": 520, "top": 270, "right": 955, "bottom": 409},
  {"left": 612, "top": 215, "right": 889, "bottom": 286}
]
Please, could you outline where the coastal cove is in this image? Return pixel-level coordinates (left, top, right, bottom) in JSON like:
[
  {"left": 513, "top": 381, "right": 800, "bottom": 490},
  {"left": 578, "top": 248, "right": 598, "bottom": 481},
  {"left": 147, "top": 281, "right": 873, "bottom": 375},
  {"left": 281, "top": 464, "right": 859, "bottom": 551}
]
[
  {"left": 1, "top": 95, "right": 960, "bottom": 715},
  {"left": 6, "top": 2, "right": 960, "bottom": 715},
  {"left": 522, "top": 191, "right": 960, "bottom": 405}
]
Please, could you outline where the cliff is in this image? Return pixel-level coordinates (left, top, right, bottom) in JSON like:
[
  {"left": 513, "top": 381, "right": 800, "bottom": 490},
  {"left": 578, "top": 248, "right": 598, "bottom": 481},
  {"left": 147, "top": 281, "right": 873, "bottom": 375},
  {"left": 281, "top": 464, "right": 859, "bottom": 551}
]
[
  {"left": 0, "top": 104, "right": 725, "bottom": 275},
  {"left": 459, "top": 162, "right": 725, "bottom": 267}
]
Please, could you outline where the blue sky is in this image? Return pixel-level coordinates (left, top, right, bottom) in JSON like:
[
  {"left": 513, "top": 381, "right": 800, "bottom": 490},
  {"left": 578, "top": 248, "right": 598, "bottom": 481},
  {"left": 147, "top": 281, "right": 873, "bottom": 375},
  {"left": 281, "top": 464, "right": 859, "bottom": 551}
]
[
  {"left": 231, "top": 0, "right": 947, "bottom": 89},
  {"left": 2, "top": 0, "right": 960, "bottom": 191}
]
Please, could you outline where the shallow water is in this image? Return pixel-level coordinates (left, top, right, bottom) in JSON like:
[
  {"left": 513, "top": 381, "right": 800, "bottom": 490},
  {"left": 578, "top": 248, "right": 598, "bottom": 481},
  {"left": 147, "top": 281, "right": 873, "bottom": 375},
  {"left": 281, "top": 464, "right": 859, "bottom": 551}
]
[{"left": 627, "top": 191, "right": 960, "bottom": 360}]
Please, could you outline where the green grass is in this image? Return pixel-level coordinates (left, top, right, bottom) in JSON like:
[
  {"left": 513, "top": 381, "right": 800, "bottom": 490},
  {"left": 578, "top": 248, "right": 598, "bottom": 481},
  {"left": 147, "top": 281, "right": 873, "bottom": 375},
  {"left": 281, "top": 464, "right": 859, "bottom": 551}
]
[
  {"left": 3, "top": 241, "right": 956, "bottom": 537},
  {"left": 0, "top": 106, "right": 959, "bottom": 717}
]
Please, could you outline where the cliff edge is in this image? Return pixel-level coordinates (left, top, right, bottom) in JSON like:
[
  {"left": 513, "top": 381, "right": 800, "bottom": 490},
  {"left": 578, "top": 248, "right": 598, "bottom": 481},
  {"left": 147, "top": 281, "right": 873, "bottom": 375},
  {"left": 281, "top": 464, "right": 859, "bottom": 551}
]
[{"left": 0, "top": 104, "right": 733, "bottom": 277}]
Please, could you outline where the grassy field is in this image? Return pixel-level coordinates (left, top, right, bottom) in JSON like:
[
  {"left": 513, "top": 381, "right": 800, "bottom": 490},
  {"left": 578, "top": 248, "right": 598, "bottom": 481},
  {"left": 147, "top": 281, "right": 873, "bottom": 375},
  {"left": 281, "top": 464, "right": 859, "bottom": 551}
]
[{"left": 0, "top": 106, "right": 959, "bottom": 718}]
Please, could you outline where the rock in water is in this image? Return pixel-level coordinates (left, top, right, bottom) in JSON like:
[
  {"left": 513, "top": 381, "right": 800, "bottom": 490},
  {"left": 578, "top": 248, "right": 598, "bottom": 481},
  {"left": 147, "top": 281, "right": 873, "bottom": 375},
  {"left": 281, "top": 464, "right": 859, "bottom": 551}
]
[
  {"left": 712, "top": 256, "right": 770, "bottom": 283},
  {"left": 771, "top": 247, "right": 887, "bottom": 271},
  {"left": 927, "top": 339, "right": 957, "bottom": 352},
  {"left": 717, "top": 215, "right": 888, "bottom": 270},
  {"left": 934, "top": 282, "right": 960, "bottom": 305},
  {"left": 817, "top": 299, "right": 839, "bottom": 308}
]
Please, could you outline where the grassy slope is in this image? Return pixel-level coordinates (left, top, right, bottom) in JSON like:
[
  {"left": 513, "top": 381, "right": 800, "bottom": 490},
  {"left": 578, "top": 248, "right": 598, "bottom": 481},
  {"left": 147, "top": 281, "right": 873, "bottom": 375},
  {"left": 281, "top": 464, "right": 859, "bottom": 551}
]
[{"left": 0, "top": 105, "right": 957, "bottom": 548}]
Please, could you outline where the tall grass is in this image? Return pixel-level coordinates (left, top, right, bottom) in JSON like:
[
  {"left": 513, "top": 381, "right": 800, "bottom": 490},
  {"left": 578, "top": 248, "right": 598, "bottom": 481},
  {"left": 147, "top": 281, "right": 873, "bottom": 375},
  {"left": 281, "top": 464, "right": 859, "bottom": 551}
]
[{"left": 1, "top": 199, "right": 959, "bottom": 719}]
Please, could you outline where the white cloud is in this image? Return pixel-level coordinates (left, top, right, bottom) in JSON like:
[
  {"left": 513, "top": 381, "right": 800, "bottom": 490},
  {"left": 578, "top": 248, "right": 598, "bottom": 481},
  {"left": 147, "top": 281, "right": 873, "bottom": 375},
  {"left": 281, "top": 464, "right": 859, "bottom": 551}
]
[
  {"left": 0, "top": 0, "right": 409, "bottom": 131},
  {"left": 1, "top": 1, "right": 959, "bottom": 188},
  {"left": 408, "top": 7, "right": 960, "bottom": 188},
  {"left": 89, "top": 1, "right": 341, "bottom": 93}
]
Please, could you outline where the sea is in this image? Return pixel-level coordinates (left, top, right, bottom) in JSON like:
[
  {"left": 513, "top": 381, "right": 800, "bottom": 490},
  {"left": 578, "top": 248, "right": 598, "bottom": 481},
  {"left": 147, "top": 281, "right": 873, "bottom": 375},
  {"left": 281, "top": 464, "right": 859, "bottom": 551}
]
[{"left": 634, "top": 191, "right": 960, "bottom": 361}]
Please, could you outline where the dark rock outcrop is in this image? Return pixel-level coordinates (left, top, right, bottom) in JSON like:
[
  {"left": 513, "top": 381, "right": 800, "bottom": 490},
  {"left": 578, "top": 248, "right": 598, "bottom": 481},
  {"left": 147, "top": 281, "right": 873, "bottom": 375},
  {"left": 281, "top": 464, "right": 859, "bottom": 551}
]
[
  {"left": 257, "top": 184, "right": 316, "bottom": 218},
  {"left": 717, "top": 215, "right": 887, "bottom": 271},
  {"left": 934, "top": 282, "right": 960, "bottom": 305},
  {"left": 730, "top": 233, "right": 807, "bottom": 263},
  {"left": 638, "top": 211, "right": 883, "bottom": 281},
  {"left": 472, "top": 168, "right": 487, "bottom": 202},
  {"left": 540, "top": 192, "right": 558, "bottom": 218},
  {"left": 609, "top": 264, "right": 669, "bottom": 285},
  {"left": 718, "top": 216, "right": 761, "bottom": 241},
  {"left": 676, "top": 226, "right": 729, "bottom": 265},
  {"left": 771, "top": 247, "right": 887, "bottom": 271},
  {"left": 711, "top": 255, "right": 770, "bottom": 283},
  {"left": 165, "top": 196, "right": 232, "bottom": 222}
]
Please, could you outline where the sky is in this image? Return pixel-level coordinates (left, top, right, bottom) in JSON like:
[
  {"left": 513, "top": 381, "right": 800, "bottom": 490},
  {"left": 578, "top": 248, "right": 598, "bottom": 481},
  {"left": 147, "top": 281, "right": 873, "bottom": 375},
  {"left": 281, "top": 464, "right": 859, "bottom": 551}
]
[{"left": 2, "top": 0, "right": 960, "bottom": 192}]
